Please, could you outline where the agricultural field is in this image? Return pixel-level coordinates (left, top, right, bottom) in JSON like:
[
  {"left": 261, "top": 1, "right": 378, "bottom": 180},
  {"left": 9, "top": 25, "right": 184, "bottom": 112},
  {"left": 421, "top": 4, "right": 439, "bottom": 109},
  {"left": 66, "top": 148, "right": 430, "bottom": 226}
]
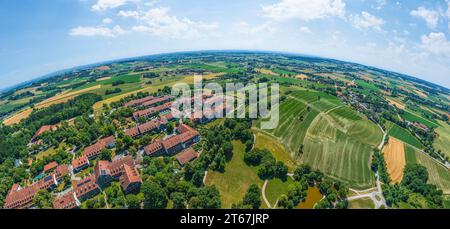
[
  {"left": 257, "top": 89, "right": 382, "bottom": 188},
  {"left": 414, "top": 150, "right": 450, "bottom": 194},
  {"left": 434, "top": 121, "right": 450, "bottom": 159},
  {"left": 404, "top": 145, "right": 418, "bottom": 165},
  {"left": 382, "top": 137, "right": 406, "bottom": 184},
  {"left": 388, "top": 123, "right": 424, "bottom": 149},
  {"left": 400, "top": 110, "right": 439, "bottom": 129},
  {"left": 3, "top": 108, "right": 33, "bottom": 125},
  {"left": 204, "top": 141, "right": 264, "bottom": 208}
]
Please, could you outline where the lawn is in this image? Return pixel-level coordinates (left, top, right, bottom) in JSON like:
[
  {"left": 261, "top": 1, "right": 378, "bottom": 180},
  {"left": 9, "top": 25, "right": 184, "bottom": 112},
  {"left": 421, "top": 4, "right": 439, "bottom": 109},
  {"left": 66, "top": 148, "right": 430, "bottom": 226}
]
[
  {"left": 265, "top": 177, "right": 294, "bottom": 207},
  {"left": 348, "top": 197, "right": 375, "bottom": 209},
  {"left": 253, "top": 129, "right": 296, "bottom": 172},
  {"left": 388, "top": 123, "right": 424, "bottom": 149},
  {"left": 204, "top": 141, "right": 264, "bottom": 208}
]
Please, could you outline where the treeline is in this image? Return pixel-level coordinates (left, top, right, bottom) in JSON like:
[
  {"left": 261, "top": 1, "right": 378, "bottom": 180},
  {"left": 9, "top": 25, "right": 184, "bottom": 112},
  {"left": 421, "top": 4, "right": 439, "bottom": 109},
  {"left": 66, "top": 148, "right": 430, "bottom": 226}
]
[
  {"left": 9, "top": 91, "right": 34, "bottom": 101},
  {"left": 383, "top": 164, "right": 444, "bottom": 209},
  {"left": 277, "top": 165, "right": 348, "bottom": 209},
  {"left": 24, "top": 93, "right": 101, "bottom": 127}
]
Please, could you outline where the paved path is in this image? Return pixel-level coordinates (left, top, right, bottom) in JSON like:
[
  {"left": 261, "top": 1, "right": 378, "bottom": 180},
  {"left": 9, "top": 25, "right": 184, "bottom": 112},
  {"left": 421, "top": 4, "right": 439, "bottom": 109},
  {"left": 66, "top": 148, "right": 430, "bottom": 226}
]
[
  {"left": 203, "top": 171, "right": 208, "bottom": 184},
  {"left": 261, "top": 179, "right": 272, "bottom": 209}
]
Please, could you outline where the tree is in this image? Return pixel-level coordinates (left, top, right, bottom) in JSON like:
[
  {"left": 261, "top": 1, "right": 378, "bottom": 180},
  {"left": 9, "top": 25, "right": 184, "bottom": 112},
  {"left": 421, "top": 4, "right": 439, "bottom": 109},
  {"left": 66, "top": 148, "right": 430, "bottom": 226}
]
[
  {"left": 126, "top": 194, "right": 142, "bottom": 209},
  {"left": 33, "top": 190, "right": 54, "bottom": 209},
  {"left": 189, "top": 186, "right": 221, "bottom": 209},
  {"left": 242, "top": 184, "right": 261, "bottom": 209},
  {"left": 171, "top": 192, "right": 186, "bottom": 209},
  {"left": 274, "top": 161, "right": 288, "bottom": 180},
  {"left": 277, "top": 195, "right": 294, "bottom": 209},
  {"left": 100, "top": 148, "right": 112, "bottom": 161},
  {"left": 142, "top": 180, "right": 168, "bottom": 209}
]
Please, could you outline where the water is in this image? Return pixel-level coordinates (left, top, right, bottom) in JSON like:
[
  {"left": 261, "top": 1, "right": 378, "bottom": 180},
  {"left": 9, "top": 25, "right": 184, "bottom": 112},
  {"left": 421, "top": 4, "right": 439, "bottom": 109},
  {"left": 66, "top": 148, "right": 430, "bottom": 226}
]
[{"left": 298, "top": 186, "right": 324, "bottom": 209}]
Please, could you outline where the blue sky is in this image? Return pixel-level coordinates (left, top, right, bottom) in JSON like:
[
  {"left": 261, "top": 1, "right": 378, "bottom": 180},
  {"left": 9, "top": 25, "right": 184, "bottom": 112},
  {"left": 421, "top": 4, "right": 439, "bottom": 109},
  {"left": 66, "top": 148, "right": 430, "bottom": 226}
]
[{"left": 1, "top": 0, "right": 450, "bottom": 89}]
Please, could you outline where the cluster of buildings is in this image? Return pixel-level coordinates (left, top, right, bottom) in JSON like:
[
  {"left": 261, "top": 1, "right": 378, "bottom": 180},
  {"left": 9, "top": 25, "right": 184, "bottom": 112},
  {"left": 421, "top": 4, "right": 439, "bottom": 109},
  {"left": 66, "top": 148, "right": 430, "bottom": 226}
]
[
  {"left": 144, "top": 124, "right": 200, "bottom": 160},
  {"left": 8, "top": 93, "right": 210, "bottom": 209},
  {"left": 53, "top": 156, "right": 141, "bottom": 209},
  {"left": 3, "top": 164, "right": 69, "bottom": 209},
  {"left": 407, "top": 121, "right": 430, "bottom": 132},
  {"left": 125, "top": 112, "right": 175, "bottom": 138}
]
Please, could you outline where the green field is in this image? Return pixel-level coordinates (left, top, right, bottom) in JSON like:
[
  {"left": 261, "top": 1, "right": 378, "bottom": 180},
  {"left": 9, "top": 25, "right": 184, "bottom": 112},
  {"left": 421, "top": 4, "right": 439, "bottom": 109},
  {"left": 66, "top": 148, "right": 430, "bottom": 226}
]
[
  {"left": 414, "top": 150, "right": 450, "bottom": 194},
  {"left": 205, "top": 141, "right": 264, "bottom": 208},
  {"left": 388, "top": 123, "right": 424, "bottom": 149},
  {"left": 265, "top": 177, "right": 294, "bottom": 207},
  {"left": 404, "top": 145, "right": 417, "bottom": 165},
  {"left": 253, "top": 130, "right": 296, "bottom": 171},
  {"left": 73, "top": 74, "right": 141, "bottom": 91},
  {"left": 183, "top": 63, "right": 241, "bottom": 74},
  {"left": 401, "top": 110, "right": 439, "bottom": 129},
  {"left": 356, "top": 79, "right": 379, "bottom": 91},
  {"left": 348, "top": 197, "right": 375, "bottom": 209},
  {"left": 258, "top": 89, "right": 381, "bottom": 188},
  {"left": 302, "top": 114, "right": 380, "bottom": 188},
  {"left": 434, "top": 121, "right": 450, "bottom": 159}
]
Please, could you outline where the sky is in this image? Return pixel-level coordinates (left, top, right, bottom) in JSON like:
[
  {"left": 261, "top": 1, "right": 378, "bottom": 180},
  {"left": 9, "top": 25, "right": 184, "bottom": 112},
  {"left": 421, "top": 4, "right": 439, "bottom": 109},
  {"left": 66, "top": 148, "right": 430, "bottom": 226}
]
[{"left": 1, "top": 0, "right": 450, "bottom": 89}]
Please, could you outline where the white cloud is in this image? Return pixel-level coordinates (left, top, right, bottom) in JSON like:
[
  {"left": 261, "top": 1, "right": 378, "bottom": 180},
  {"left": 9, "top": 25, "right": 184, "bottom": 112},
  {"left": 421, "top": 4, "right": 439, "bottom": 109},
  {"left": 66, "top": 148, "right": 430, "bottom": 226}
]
[
  {"left": 130, "top": 7, "right": 219, "bottom": 39},
  {"left": 299, "top": 26, "right": 312, "bottom": 34},
  {"left": 70, "top": 25, "right": 127, "bottom": 37},
  {"left": 410, "top": 7, "right": 439, "bottom": 29},
  {"left": 92, "top": 0, "right": 136, "bottom": 11},
  {"left": 118, "top": 10, "right": 140, "bottom": 18},
  {"left": 374, "top": 0, "right": 387, "bottom": 10},
  {"left": 420, "top": 32, "right": 450, "bottom": 56},
  {"left": 103, "top": 18, "right": 113, "bottom": 24},
  {"left": 261, "top": 0, "right": 345, "bottom": 21},
  {"left": 350, "top": 11, "right": 385, "bottom": 31},
  {"left": 233, "top": 22, "right": 275, "bottom": 35}
]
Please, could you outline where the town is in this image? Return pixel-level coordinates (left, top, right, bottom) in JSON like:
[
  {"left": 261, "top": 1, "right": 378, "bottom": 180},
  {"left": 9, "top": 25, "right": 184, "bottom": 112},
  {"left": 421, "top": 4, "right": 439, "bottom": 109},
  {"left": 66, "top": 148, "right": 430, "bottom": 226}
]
[{"left": 3, "top": 92, "right": 228, "bottom": 209}]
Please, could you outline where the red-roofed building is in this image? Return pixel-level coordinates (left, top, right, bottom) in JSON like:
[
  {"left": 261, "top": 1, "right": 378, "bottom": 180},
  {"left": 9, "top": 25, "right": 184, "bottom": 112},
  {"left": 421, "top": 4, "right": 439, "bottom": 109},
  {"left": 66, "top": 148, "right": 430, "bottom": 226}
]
[
  {"left": 176, "top": 148, "right": 199, "bottom": 166},
  {"left": 138, "top": 119, "right": 161, "bottom": 135},
  {"left": 119, "top": 164, "right": 142, "bottom": 194},
  {"left": 108, "top": 156, "right": 135, "bottom": 179},
  {"left": 53, "top": 175, "right": 100, "bottom": 209},
  {"left": 94, "top": 161, "right": 112, "bottom": 188},
  {"left": 72, "top": 155, "right": 90, "bottom": 173},
  {"left": 83, "top": 136, "right": 115, "bottom": 160},
  {"left": 125, "top": 126, "right": 140, "bottom": 138},
  {"left": 3, "top": 165, "right": 69, "bottom": 209},
  {"left": 144, "top": 124, "right": 200, "bottom": 156},
  {"left": 133, "top": 102, "right": 173, "bottom": 120},
  {"left": 141, "top": 95, "right": 174, "bottom": 107},
  {"left": 31, "top": 125, "right": 58, "bottom": 142},
  {"left": 123, "top": 95, "right": 154, "bottom": 107},
  {"left": 144, "top": 140, "right": 164, "bottom": 156},
  {"left": 53, "top": 192, "right": 79, "bottom": 209},
  {"left": 43, "top": 161, "right": 58, "bottom": 174},
  {"left": 72, "top": 175, "right": 100, "bottom": 202},
  {"left": 91, "top": 156, "right": 140, "bottom": 193}
]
